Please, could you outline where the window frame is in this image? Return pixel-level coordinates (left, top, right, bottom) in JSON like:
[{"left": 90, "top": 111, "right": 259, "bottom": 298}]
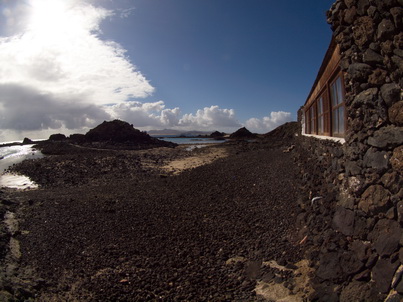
[{"left": 329, "top": 72, "right": 346, "bottom": 137}]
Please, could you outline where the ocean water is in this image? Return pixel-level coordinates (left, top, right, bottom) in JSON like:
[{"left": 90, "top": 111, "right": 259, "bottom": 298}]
[
  {"left": 0, "top": 144, "right": 43, "bottom": 189},
  {"left": 155, "top": 136, "right": 226, "bottom": 145}
]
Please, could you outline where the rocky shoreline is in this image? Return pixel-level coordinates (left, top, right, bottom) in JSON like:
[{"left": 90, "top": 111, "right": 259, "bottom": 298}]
[{"left": 0, "top": 123, "right": 318, "bottom": 301}]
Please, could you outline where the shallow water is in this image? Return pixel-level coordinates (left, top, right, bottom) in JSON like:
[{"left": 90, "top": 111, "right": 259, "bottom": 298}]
[
  {"left": 156, "top": 136, "right": 226, "bottom": 145},
  {"left": 0, "top": 144, "right": 43, "bottom": 189}
]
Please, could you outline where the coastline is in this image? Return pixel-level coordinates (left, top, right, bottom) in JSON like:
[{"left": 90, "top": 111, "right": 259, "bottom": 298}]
[{"left": 0, "top": 136, "right": 310, "bottom": 301}]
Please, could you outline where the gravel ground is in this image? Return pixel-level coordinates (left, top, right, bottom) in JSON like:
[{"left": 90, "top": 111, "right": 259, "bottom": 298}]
[{"left": 1, "top": 139, "right": 306, "bottom": 301}]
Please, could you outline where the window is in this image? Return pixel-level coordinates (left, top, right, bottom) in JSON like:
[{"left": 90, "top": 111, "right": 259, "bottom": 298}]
[
  {"left": 330, "top": 76, "right": 345, "bottom": 136},
  {"left": 310, "top": 105, "right": 316, "bottom": 134},
  {"left": 317, "top": 97, "right": 324, "bottom": 134}
]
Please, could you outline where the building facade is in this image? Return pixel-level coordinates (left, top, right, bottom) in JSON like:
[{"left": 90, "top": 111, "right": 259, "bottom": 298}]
[{"left": 303, "top": 39, "right": 346, "bottom": 139}]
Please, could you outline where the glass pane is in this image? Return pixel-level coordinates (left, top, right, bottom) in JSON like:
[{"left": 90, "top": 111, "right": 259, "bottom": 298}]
[
  {"left": 330, "top": 83, "right": 337, "bottom": 107},
  {"left": 336, "top": 78, "right": 343, "bottom": 105},
  {"left": 332, "top": 109, "right": 338, "bottom": 134},
  {"left": 318, "top": 97, "right": 323, "bottom": 115},
  {"left": 310, "top": 107, "right": 315, "bottom": 134},
  {"left": 318, "top": 116, "right": 323, "bottom": 134},
  {"left": 338, "top": 106, "right": 345, "bottom": 134}
]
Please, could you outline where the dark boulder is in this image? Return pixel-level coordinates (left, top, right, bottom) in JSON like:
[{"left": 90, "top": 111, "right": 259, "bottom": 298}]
[
  {"left": 85, "top": 120, "right": 150, "bottom": 143},
  {"left": 84, "top": 120, "right": 176, "bottom": 149},
  {"left": 49, "top": 134, "right": 67, "bottom": 141},
  {"left": 229, "top": 127, "right": 256, "bottom": 139},
  {"left": 389, "top": 101, "right": 403, "bottom": 125},
  {"left": 372, "top": 257, "right": 399, "bottom": 293},
  {"left": 210, "top": 131, "right": 226, "bottom": 138},
  {"left": 69, "top": 134, "right": 87, "bottom": 143},
  {"left": 367, "top": 126, "right": 403, "bottom": 149},
  {"left": 368, "top": 219, "right": 401, "bottom": 257},
  {"left": 22, "top": 138, "right": 33, "bottom": 144},
  {"left": 263, "top": 122, "right": 300, "bottom": 141}
]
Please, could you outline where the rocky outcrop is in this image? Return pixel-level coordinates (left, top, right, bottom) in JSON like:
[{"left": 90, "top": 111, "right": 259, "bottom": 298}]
[
  {"left": 40, "top": 120, "right": 177, "bottom": 151},
  {"left": 22, "top": 138, "right": 33, "bottom": 144},
  {"left": 48, "top": 134, "right": 67, "bottom": 141},
  {"left": 296, "top": 0, "right": 403, "bottom": 300},
  {"left": 210, "top": 131, "right": 226, "bottom": 138},
  {"left": 229, "top": 127, "right": 256, "bottom": 139},
  {"left": 85, "top": 120, "right": 150, "bottom": 143}
]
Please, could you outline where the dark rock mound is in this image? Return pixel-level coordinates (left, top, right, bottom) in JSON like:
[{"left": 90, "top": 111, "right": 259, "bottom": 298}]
[
  {"left": 49, "top": 134, "right": 67, "bottom": 141},
  {"left": 69, "top": 134, "right": 86, "bottom": 143},
  {"left": 264, "top": 122, "right": 300, "bottom": 141},
  {"left": 210, "top": 131, "right": 226, "bottom": 140},
  {"left": 210, "top": 131, "right": 226, "bottom": 138},
  {"left": 22, "top": 137, "right": 33, "bottom": 144},
  {"left": 84, "top": 120, "right": 176, "bottom": 149},
  {"left": 85, "top": 120, "right": 150, "bottom": 143},
  {"left": 229, "top": 127, "right": 256, "bottom": 139}
]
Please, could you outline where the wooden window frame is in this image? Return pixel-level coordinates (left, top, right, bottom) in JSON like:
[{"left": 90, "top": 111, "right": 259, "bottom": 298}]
[{"left": 329, "top": 72, "right": 346, "bottom": 137}]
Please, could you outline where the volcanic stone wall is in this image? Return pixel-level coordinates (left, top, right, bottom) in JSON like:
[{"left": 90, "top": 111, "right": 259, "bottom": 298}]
[{"left": 297, "top": 0, "right": 403, "bottom": 300}]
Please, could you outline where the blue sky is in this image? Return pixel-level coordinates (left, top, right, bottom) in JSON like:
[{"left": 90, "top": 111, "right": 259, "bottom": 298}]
[{"left": 0, "top": 0, "right": 335, "bottom": 141}]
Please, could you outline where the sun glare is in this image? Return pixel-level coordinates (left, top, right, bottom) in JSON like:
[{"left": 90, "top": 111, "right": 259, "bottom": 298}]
[{"left": 25, "top": 0, "right": 93, "bottom": 40}]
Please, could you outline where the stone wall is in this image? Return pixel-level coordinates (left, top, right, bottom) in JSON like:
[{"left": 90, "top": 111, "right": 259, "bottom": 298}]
[{"left": 297, "top": 0, "right": 403, "bottom": 300}]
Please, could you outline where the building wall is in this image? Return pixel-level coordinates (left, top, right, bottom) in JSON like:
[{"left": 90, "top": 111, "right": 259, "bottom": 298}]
[{"left": 297, "top": 0, "right": 403, "bottom": 300}]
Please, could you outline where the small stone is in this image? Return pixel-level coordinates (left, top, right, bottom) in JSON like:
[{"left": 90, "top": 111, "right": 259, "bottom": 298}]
[
  {"left": 333, "top": 206, "right": 355, "bottom": 236},
  {"left": 381, "top": 40, "right": 395, "bottom": 55},
  {"left": 392, "top": 55, "right": 403, "bottom": 72},
  {"left": 345, "top": 160, "right": 362, "bottom": 176},
  {"left": 316, "top": 252, "right": 342, "bottom": 281},
  {"left": 367, "top": 126, "right": 403, "bottom": 149},
  {"left": 398, "top": 200, "right": 403, "bottom": 224},
  {"left": 385, "top": 207, "right": 396, "bottom": 219},
  {"left": 381, "top": 172, "right": 402, "bottom": 194},
  {"left": 368, "top": 219, "right": 401, "bottom": 257},
  {"left": 344, "top": 6, "right": 357, "bottom": 24},
  {"left": 353, "top": 16, "right": 375, "bottom": 47},
  {"left": 390, "top": 7, "right": 403, "bottom": 28},
  {"left": 391, "top": 146, "right": 403, "bottom": 174},
  {"left": 377, "top": 19, "right": 396, "bottom": 40},
  {"left": 372, "top": 258, "right": 399, "bottom": 293},
  {"left": 358, "top": 185, "right": 391, "bottom": 214},
  {"left": 349, "top": 240, "right": 369, "bottom": 263},
  {"left": 368, "top": 68, "right": 387, "bottom": 85},
  {"left": 351, "top": 87, "right": 378, "bottom": 108},
  {"left": 348, "top": 63, "right": 373, "bottom": 82},
  {"left": 389, "top": 102, "right": 403, "bottom": 125},
  {"left": 354, "top": 269, "right": 371, "bottom": 281},
  {"left": 363, "top": 49, "right": 384, "bottom": 64},
  {"left": 344, "top": 0, "right": 355, "bottom": 9},
  {"left": 363, "top": 148, "right": 390, "bottom": 172},
  {"left": 357, "top": 0, "right": 370, "bottom": 16},
  {"left": 394, "top": 32, "right": 403, "bottom": 49}
]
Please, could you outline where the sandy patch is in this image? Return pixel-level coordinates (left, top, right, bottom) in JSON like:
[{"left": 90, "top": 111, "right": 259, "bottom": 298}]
[
  {"left": 162, "top": 147, "right": 228, "bottom": 174},
  {"left": 255, "top": 259, "right": 314, "bottom": 301}
]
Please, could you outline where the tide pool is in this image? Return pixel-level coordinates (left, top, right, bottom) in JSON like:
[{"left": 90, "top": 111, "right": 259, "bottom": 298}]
[{"left": 0, "top": 144, "right": 43, "bottom": 189}]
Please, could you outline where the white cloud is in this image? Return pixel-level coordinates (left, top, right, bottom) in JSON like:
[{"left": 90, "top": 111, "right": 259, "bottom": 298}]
[
  {"left": 106, "top": 102, "right": 241, "bottom": 132},
  {"left": 118, "top": 7, "right": 136, "bottom": 19},
  {"left": 245, "top": 111, "right": 292, "bottom": 133},
  {"left": 0, "top": 84, "right": 110, "bottom": 131},
  {"left": 105, "top": 101, "right": 181, "bottom": 128},
  {"left": 0, "top": 0, "right": 154, "bottom": 138},
  {"left": 179, "top": 106, "right": 241, "bottom": 129}
]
